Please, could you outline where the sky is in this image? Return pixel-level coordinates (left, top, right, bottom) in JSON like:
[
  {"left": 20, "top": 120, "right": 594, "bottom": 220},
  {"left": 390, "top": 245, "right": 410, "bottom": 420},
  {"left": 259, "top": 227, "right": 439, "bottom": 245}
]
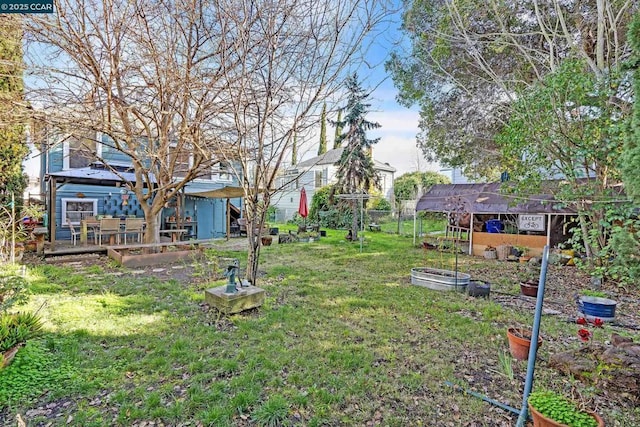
[
  {"left": 345, "top": 5, "right": 441, "bottom": 178},
  {"left": 22, "top": 2, "right": 442, "bottom": 180}
]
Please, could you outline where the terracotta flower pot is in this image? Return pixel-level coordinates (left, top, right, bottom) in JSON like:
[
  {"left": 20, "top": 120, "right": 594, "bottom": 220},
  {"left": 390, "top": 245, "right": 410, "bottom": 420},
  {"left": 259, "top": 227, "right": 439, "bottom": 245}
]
[
  {"left": 528, "top": 403, "right": 605, "bottom": 427},
  {"left": 507, "top": 327, "right": 542, "bottom": 360},
  {"left": 520, "top": 282, "right": 539, "bottom": 297}
]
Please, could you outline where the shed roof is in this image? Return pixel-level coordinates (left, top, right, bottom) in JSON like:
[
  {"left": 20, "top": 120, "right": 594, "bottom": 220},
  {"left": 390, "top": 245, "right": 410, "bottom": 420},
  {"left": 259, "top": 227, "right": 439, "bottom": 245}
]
[{"left": 416, "top": 182, "right": 576, "bottom": 214}]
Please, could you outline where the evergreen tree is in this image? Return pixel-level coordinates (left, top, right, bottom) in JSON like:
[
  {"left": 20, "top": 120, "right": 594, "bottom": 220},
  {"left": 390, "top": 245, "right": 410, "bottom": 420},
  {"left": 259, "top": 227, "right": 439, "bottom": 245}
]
[
  {"left": 332, "top": 73, "right": 380, "bottom": 239},
  {"left": 318, "top": 103, "right": 327, "bottom": 155},
  {"left": 333, "top": 110, "right": 343, "bottom": 149},
  {"left": 622, "top": 14, "right": 640, "bottom": 202},
  {"left": 0, "top": 15, "right": 27, "bottom": 207}
]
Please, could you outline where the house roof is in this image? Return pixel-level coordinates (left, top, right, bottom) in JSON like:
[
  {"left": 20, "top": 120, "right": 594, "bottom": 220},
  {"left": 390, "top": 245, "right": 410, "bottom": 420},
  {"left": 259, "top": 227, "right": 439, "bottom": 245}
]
[
  {"left": 296, "top": 148, "right": 396, "bottom": 173},
  {"left": 416, "top": 182, "right": 576, "bottom": 214},
  {"left": 47, "top": 166, "right": 156, "bottom": 186}
]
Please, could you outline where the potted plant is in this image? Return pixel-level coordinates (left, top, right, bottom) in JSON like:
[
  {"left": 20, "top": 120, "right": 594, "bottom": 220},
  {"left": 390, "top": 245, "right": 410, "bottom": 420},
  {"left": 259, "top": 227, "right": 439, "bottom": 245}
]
[
  {"left": 518, "top": 264, "right": 541, "bottom": 297},
  {"left": 528, "top": 390, "right": 604, "bottom": 427},
  {"left": 297, "top": 232, "right": 310, "bottom": 242},
  {"left": 506, "top": 326, "right": 543, "bottom": 360},
  {"left": 483, "top": 245, "right": 497, "bottom": 259},
  {"left": 517, "top": 246, "right": 531, "bottom": 263}
]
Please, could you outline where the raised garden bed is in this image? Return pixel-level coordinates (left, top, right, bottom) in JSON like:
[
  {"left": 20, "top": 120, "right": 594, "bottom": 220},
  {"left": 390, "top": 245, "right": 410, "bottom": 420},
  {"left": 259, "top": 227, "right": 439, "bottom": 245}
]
[{"left": 410, "top": 267, "right": 470, "bottom": 292}]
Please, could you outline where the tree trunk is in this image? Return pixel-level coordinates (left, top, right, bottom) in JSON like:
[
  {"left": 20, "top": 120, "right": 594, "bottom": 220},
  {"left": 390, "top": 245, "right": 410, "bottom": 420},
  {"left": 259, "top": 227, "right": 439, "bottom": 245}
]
[{"left": 351, "top": 199, "right": 358, "bottom": 240}]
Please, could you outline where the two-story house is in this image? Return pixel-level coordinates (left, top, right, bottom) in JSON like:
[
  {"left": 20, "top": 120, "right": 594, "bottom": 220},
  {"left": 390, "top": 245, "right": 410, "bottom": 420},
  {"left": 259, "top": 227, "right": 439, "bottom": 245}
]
[
  {"left": 271, "top": 147, "right": 396, "bottom": 222},
  {"left": 35, "top": 131, "right": 243, "bottom": 245}
]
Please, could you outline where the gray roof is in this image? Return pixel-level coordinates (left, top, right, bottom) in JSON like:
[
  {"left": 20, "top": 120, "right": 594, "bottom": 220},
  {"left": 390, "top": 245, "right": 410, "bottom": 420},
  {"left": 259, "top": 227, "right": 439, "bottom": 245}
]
[
  {"left": 47, "top": 166, "right": 156, "bottom": 186},
  {"left": 416, "top": 182, "right": 576, "bottom": 214},
  {"left": 296, "top": 147, "right": 396, "bottom": 173}
]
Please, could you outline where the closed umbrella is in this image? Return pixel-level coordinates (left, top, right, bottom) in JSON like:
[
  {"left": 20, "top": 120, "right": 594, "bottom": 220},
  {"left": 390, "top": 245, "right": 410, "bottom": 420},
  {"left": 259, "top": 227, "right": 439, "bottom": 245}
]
[{"left": 298, "top": 187, "right": 308, "bottom": 227}]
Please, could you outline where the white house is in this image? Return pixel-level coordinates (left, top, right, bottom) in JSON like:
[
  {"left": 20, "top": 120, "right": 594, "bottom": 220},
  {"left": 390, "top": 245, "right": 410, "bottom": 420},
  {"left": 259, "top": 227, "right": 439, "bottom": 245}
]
[{"left": 271, "top": 147, "right": 396, "bottom": 222}]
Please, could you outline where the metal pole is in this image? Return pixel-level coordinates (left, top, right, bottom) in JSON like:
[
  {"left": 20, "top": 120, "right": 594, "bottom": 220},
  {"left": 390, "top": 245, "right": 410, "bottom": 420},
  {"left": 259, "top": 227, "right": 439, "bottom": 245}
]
[
  {"left": 444, "top": 381, "right": 520, "bottom": 415},
  {"left": 413, "top": 209, "right": 416, "bottom": 246},
  {"left": 516, "top": 245, "right": 550, "bottom": 427}
]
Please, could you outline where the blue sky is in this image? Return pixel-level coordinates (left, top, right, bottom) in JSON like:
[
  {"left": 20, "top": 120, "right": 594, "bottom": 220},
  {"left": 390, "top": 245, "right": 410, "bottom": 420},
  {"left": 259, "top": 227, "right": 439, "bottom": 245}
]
[{"left": 357, "top": 6, "right": 441, "bottom": 178}]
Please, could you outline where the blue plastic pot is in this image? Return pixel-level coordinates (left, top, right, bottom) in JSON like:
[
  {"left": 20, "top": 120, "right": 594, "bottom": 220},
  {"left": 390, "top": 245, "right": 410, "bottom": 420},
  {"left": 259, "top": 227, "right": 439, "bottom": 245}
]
[{"left": 577, "top": 296, "right": 617, "bottom": 322}]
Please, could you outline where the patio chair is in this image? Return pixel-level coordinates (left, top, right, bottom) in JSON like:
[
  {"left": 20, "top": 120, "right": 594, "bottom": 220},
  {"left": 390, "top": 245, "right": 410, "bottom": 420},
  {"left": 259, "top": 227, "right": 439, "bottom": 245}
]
[
  {"left": 98, "top": 218, "right": 122, "bottom": 245},
  {"left": 123, "top": 218, "right": 145, "bottom": 244},
  {"left": 237, "top": 218, "right": 247, "bottom": 236},
  {"left": 67, "top": 219, "right": 81, "bottom": 246}
]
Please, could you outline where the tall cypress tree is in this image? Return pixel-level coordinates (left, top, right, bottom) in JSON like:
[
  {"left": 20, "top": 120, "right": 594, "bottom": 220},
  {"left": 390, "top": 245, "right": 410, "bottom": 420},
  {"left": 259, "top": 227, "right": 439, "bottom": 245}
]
[
  {"left": 333, "top": 110, "right": 343, "bottom": 149},
  {"left": 332, "top": 73, "right": 381, "bottom": 239},
  {"left": 318, "top": 103, "right": 327, "bottom": 155},
  {"left": 0, "top": 15, "right": 27, "bottom": 206}
]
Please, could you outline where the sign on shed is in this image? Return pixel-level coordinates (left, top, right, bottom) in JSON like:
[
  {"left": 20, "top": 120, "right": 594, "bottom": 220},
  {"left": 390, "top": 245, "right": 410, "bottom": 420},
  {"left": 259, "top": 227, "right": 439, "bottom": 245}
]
[{"left": 518, "top": 214, "right": 545, "bottom": 231}]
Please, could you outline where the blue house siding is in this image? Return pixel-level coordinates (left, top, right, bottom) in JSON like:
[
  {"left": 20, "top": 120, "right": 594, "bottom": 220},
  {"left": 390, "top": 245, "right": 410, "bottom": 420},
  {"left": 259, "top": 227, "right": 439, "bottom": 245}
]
[
  {"left": 45, "top": 133, "right": 242, "bottom": 242},
  {"left": 54, "top": 183, "right": 146, "bottom": 240},
  {"left": 48, "top": 144, "right": 64, "bottom": 173},
  {"left": 100, "top": 134, "right": 140, "bottom": 165}
]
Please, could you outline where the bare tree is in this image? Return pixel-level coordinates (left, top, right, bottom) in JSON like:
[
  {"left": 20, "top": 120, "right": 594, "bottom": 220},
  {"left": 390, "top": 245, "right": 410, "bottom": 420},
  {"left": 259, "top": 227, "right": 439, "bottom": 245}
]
[
  {"left": 26, "top": 0, "right": 393, "bottom": 283},
  {"left": 26, "top": 0, "right": 236, "bottom": 243},
  {"left": 204, "top": 0, "right": 393, "bottom": 283}
]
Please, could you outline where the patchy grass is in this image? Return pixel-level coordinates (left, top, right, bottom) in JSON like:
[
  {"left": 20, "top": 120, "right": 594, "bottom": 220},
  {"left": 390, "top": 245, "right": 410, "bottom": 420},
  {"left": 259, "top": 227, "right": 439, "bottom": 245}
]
[{"left": 1, "top": 228, "right": 638, "bottom": 426}]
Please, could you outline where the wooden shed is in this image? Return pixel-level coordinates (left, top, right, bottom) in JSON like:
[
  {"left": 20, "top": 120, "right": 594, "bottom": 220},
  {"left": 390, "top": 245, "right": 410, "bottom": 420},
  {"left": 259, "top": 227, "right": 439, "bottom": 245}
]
[{"left": 416, "top": 182, "right": 577, "bottom": 257}]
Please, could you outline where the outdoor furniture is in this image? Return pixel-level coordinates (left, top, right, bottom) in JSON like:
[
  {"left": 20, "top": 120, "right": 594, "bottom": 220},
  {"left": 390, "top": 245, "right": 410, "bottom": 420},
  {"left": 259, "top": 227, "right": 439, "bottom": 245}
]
[
  {"left": 237, "top": 218, "right": 247, "bottom": 236},
  {"left": 80, "top": 219, "right": 102, "bottom": 244},
  {"left": 369, "top": 223, "right": 381, "bottom": 232},
  {"left": 99, "top": 218, "right": 122, "bottom": 245},
  {"left": 159, "top": 228, "right": 187, "bottom": 242},
  {"left": 229, "top": 221, "right": 240, "bottom": 237},
  {"left": 123, "top": 218, "right": 145, "bottom": 244},
  {"left": 67, "top": 219, "right": 82, "bottom": 246}
]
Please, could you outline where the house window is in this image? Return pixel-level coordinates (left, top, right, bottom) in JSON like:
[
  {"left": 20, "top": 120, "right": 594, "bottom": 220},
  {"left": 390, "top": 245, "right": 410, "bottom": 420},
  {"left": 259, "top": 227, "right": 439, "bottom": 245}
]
[
  {"left": 315, "top": 171, "right": 323, "bottom": 188},
  {"left": 62, "top": 198, "right": 98, "bottom": 225},
  {"left": 213, "top": 162, "right": 232, "bottom": 182},
  {"left": 63, "top": 132, "right": 102, "bottom": 170}
]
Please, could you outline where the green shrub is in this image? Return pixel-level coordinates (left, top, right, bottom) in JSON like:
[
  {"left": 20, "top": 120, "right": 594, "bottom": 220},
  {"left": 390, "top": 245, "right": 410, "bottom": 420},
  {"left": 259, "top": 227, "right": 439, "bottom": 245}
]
[
  {"left": 0, "top": 311, "right": 44, "bottom": 352},
  {"left": 0, "top": 274, "right": 28, "bottom": 313}
]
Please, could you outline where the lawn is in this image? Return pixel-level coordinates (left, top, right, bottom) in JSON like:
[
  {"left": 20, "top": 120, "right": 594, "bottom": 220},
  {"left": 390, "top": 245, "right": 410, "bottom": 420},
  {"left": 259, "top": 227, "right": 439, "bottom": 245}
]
[{"left": 1, "top": 229, "right": 638, "bottom": 426}]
